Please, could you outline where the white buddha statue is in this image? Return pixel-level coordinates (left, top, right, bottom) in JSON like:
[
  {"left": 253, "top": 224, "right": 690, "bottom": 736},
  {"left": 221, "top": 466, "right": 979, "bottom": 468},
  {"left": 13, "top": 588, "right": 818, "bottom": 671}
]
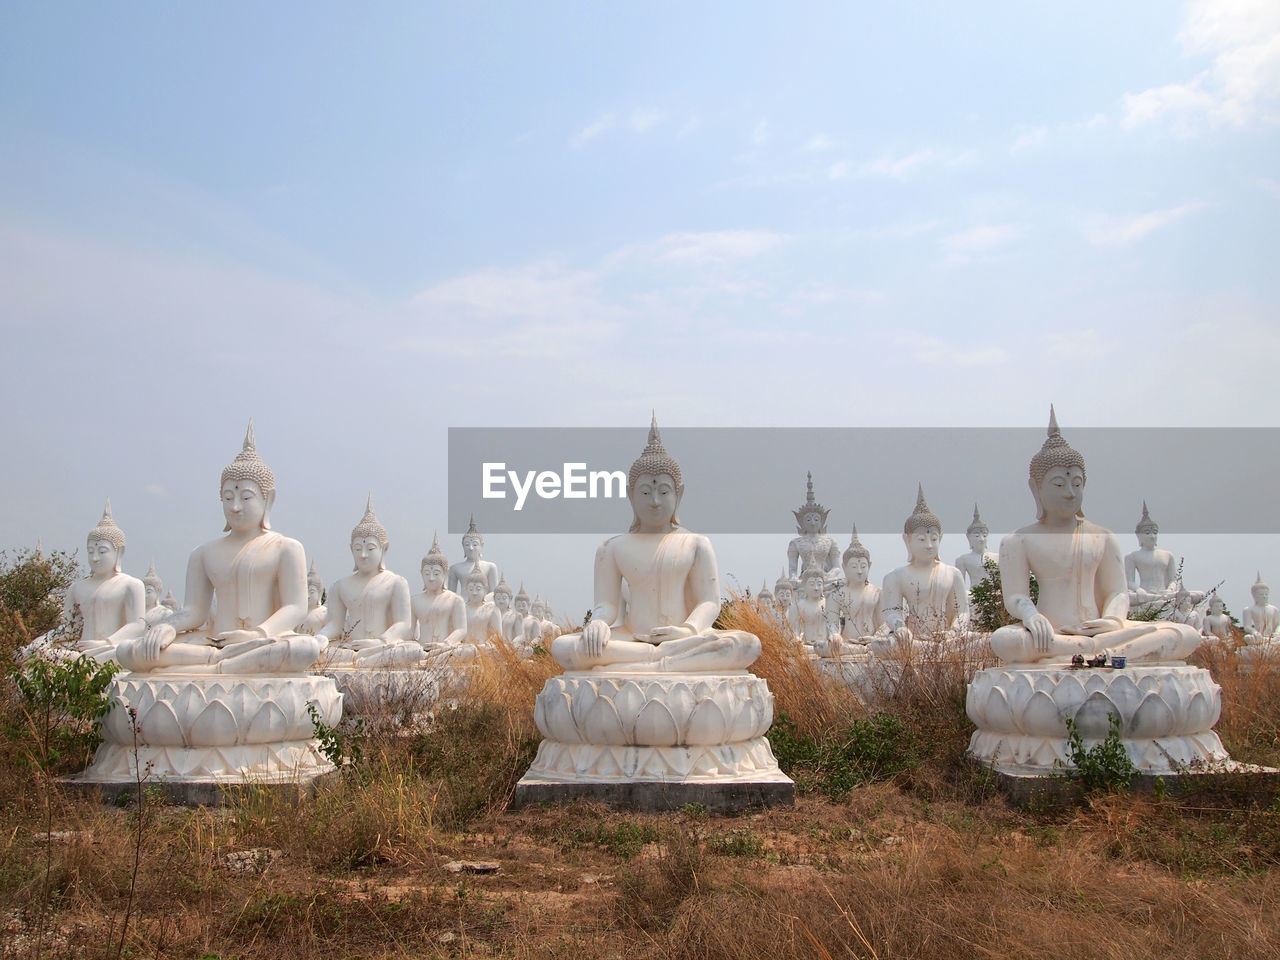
[
  {"left": 1125, "top": 502, "right": 1181, "bottom": 612},
  {"left": 756, "top": 580, "right": 773, "bottom": 610},
  {"left": 1201, "top": 593, "right": 1233, "bottom": 643},
  {"left": 514, "top": 582, "right": 541, "bottom": 645},
  {"left": 988, "top": 409, "right": 1203, "bottom": 664},
  {"left": 826, "top": 525, "right": 882, "bottom": 645},
  {"left": 873, "top": 486, "right": 971, "bottom": 657},
  {"left": 411, "top": 534, "right": 467, "bottom": 648},
  {"left": 115, "top": 423, "right": 326, "bottom": 674},
  {"left": 425, "top": 563, "right": 500, "bottom": 665},
  {"left": 446, "top": 516, "right": 499, "bottom": 597},
  {"left": 142, "top": 560, "right": 168, "bottom": 627},
  {"left": 773, "top": 570, "right": 799, "bottom": 639},
  {"left": 316, "top": 497, "right": 421, "bottom": 668},
  {"left": 550, "top": 417, "right": 759, "bottom": 672},
  {"left": 162, "top": 589, "right": 178, "bottom": 613},
  {"left": 493, "top": 573, "right": 521, "bottom": 641},
  {"left": 533, "top": 597, "right": 562, "bottom": 640},
  {"left": 23, "top": 501, "right": 145, "bottom": 663},
  {"left": 795, "top": 565, "right": 836, "bottom": 656},
  {"left": 954, "top": 504, "right": 998, "bottom": 590},
  {"left": 786, "top": 472, "right": 840, "bottom": 580},
  {"left": 1168, "top": 585, "right": 1204, "bottom": 631},
  {"left": 296, "top": 561, "right": 328, "bottom": 635},
  {"left": 1241, "top": 573, "right": 1280, "bottom": 651}
]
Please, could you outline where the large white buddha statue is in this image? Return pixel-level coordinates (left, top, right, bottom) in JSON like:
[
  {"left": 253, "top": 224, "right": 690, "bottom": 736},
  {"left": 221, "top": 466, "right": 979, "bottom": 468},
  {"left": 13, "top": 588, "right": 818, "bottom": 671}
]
[
  {"left": 411, "top": 534, "right": 467, "bottom": 647},
  {"left": 954, "top": 504, "right": 998, "bottom": 590},
  {"left": 786, "top": 472, "right": 840, "bottom": 579},
  {"left": 115, "top": 423, "right": 326, "bottom": 674},
  {"left": 826, "top": 525, "right": 882, "bottom": 645},
  {"left": 424, "top": 563, "right": 501, "bottom": 665},
  {"left": 872, "top": 486, "right": 971, "bottom": 657},
  {"left": 316, "top": 497, "right": 422, "bottom": 668},
  {"left": 296, "top": 561, "right": 328, "bottom": 635},
  {"left": 446, "top": 516, "right": 499, "bottom": 597},
  {"left": 24, "top": 501, "right": 145, "bottom": 663},
  {"left": 550, "top": 417, "right": 760, "bottom": 672},
  {"left": 988, "top": 410, "right": 1202, "bottom": 664},
  {"left": 1125, "top": 502, "right": 1181, "bottom": 612},
  {"left": 1241, "top": 573, "right": 1279, "bottom": 653}
]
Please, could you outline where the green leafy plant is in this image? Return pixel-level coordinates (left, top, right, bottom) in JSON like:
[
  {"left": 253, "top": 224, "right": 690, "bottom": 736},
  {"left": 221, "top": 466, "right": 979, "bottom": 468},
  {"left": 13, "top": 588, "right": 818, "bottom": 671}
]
[
  {"left": 1063, "top": 714, "right": 1137, "bottom": 793},
  {"left": 9, "top": 652, "right": 118, "bottom": 770},
  {"left": 768, "top": 711, "right": 920, "bottom": 799},
  {"left": 307, "top": 699, "right": 365, "bottom": 773},
  {"left": 0, "top": 546, "right": 81, "bottom": 645},
  {"left": 969, "top": 557, "right": 1039, "bottom": 632}
]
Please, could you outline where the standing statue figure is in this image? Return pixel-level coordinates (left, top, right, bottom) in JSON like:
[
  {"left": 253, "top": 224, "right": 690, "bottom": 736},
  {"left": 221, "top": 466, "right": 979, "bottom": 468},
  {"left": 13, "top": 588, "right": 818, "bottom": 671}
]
[
  {"left": 988, "top": 408, "right": 1202, "bottom": 664},
  {"left": 955, "top": 505, "right": 999, "bottom": 590},
  {"left": 826, "top": 525, "right": 882, "bottom": 645},
  {"left": 446, "top": 515, "right": 499, "bottom": 597},
  {"left": 550, "top": 416, "right": 760, "bottom": 672},
  {"left": 773, "top": 569, "right": 800, "bottom": 640},
  {"left": 411, "top": 534, "right": 467, "bottom": 648},
  {"left": 115, "top": 423, "right": 326, "bottom": 674},
  {"left": 1124, "top": 502, "right": 1184, "bottom": 613},
  {"left": 297, "top": 561, "right": 328, "bottom": 635},
  {"left": 514, "top": 582, "right": 541, "bottom": 646},
  {"left": 493, "top": 573, "right": 521, "bottom": 641},
  {"left": 1241, "top": 573, "right": 1280, "bottom": 652},
  {"left": 786, "top": 472, "right": 840, "bottom": 580},
  {"left": 22, "top": 501, "right": 145, "bottom": 663},
  {"left": 316, "top": 497, "right": 421, "bottom": 668}
]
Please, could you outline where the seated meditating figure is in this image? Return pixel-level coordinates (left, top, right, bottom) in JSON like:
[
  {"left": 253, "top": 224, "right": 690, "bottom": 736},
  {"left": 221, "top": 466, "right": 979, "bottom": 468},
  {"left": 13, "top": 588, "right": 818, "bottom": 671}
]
[
  {"left": 787, "top": 472, "right": 840, "bottom": 580},
  {"left": 550, "top": 417, "right": 759, "bottom": 672},
  {"left": 115, "top": 423, "right": 326, "bottom": 674},
  {"left": 954, "top": 505, "right": 999, "bottom": 590},
  {"left": 446, "top": 516, "right": 498, "bottom": 597},
  {"left": 1125, "top": 502, "right": 1186, "bottom": 612},
  {"left": 872, "top": 486, "right": 971, "bottom": 657},
  {"left": 1201, "top": 593, "right": 1234, "bottom": 643},
  {"left": 162, "top": 589, "right": 178, "bottom": 613},
  {"left": 23, "top": 501, "right": 145, "bottom": 663},
  {"left": 826, "top": 525, "right": 882, "bottom": 646},
  {"left": 1240, "top": 573, "right": 1280, "bottom": 655},
  {"left": 533, "top": 597, "right": 562, "bottom": 640},
  {"left": 773, "top": 570, "right": 800, "bottom": 640},
  {"left": 411, "top": 534, "right": 467, "bottom": 648},
  {"left": 316, "top": 498, "right": 421, "bottom": 668},
  {"left": 514, "top": 582, "right": 541, "bottom": 646},
  {"left": 493, "top": 574, "right": 520, "bottom": 641},
  {"left": 141, "top": 560, "right": 170, "bottom": 627},
  {"left": 989, "top": 409, "right": 1202, "bottom": 664},
  {"left": 426, "top": 564, "right": 501, "bottom": 664},
  {"left": 796, "top": 565, "right": 838, "bottom": 657},
  {"left": 1168, "top": 585, "right": 1204, "bottom": 631},
  {"left": 296, "top": 561, "right": 328, "bottom": 635}
]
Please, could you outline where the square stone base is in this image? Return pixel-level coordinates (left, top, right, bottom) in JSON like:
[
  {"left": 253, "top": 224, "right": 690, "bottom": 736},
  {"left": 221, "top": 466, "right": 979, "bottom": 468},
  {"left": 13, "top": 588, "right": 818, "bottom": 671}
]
[
  {"left": 59, "top": 768, "right": 340, "bottom": 808},
  {"left": 510, "top": 776, "right": 794, "bottom": 814}
]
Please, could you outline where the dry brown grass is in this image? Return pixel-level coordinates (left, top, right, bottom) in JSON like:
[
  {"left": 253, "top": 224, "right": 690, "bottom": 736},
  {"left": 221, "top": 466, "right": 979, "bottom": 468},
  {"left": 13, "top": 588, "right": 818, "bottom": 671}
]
[{"left": 1192, "top": 642, "right": 1280, "bottom": 767}]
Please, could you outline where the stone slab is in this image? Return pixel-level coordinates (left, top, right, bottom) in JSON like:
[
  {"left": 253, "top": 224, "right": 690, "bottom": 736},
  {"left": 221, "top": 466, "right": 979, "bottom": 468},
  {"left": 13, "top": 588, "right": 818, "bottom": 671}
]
[
  {"left": 59, "top": 768, "right": 340, "bottom": 808},
  {"left": 509, "top": 776, "right": 794, "bottom": 814}
]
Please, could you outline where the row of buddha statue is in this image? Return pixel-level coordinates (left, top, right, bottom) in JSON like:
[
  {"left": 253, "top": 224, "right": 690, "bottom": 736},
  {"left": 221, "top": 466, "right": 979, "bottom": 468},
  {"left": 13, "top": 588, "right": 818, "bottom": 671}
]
[{"left": 22, "top": 427, "right": 563, "bottom": 673}]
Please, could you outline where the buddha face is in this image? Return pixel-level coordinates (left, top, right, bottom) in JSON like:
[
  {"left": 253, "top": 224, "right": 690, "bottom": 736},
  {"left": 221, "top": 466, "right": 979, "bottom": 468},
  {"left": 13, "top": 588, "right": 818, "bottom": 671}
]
[
  {"left": 844, "top": 556, "right": 870, "bottom": 587},
  {"left": 86, "top": 538, "right": 119, "bottom": 576},
  {"left": 466, "top": 579, "right": 486, "bottom": 603},
  {"left": 145, "top": 583, "right": 160, "bottom": 607},
  {"left": 308, "top": 582, "right": 323, "bottom": 608},
  {"left": 1137, "top": 526, "right": 1158, "bottom": 549},
  {"left": 966, "top": 528, "right": 989, "bottom": 552},
  {"left": 904, "top": 526, "right": 941, "bottom": 563},
  {"left": 1032, "top": 466, "right": 1084, "bottom": 522},
  {"left": 1210, "top": 597, "right": 1225, "bottom": 615},
  {"left": 532, "top": 602, "right": 547, "bottom": 619},
  {"left": 421, "top": 563, "right": 446, "bottom": 591},
  {"left": 222, "top": 479, "right": 269, "bottom": 534},
  {"left": 631, "top": 473, "right": 679, "bottom": 531},
  {"left": 494, "top": 590, "right": 512, "bottom": 610},
  {"left": 775, "top": 585, "right": 793, "bottom": 606},
  {"left": 801, "top": 573, "right": 825, "bottom": 600},
  {"left": 351, "top": 536, "right": 384, "bottom": 574},
  {"left": 1252, "top": 585, "right": 1271, "bottom": 606},
  {"left": 461, "top": 535, "right": 483, "bottom": 561},
  {"left": 801, "top": 511, "right": 823, "bottom": 535},
  {"left": 514, "top": 597, "right": 530, "bottom": 615}
]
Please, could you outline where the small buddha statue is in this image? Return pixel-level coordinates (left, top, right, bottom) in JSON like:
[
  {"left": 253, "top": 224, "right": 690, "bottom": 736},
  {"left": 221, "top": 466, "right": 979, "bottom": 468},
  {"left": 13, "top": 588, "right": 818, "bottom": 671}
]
[
  {"left": 1168, "top": 585, "right": 1204, "bottom": 631},
  {"left": 773, "top": 570, "right": 800, "bottom": 639},
  {"left": 425, "top": 563, "right": 501, "bottom": 665},
  {"left": 296, "top": 561, "right": 328, "bottom": 635},
  {"left": 23, "top": 500, "right": 145, "bottom": 663},
  {"left": 1125, "top": 502, "right": 1182, "bottom": 612},
  {"left": 142, "top": 560, "right": 168, "bottom": 627},
  {"left": 533, "top": 597, "right": 562, "bottom": 640},
  {"left": 316, "top": 497, "right": 421, "bottom": 668},
  {"left": 550, "top": 416, "right": 760, "bottom": 672},
  {"left": 1241, "top": 573, "right": 1280, "bottom": 650},
  {"left": 514, "top": 582, "right": 541, "bottom": 645},
  {"left": 115, "top": 423, "right": 326, "bottom": 674},
  {"left": 493, "top": 573, "right": 521, "bottom": 641},
  {"left": 756, "top": 580, "right": 774, "bottom": 610},
  {"left": 988, "top": 408, "right": 1202, "bottom": 664},
  {"left": 411, "top": 534, "right": 467, "bottom": 648},
  {"left": 826, "top": 525, "right": 883, "bottom": 645},
  {"left": 1201, "top": 593, "right": 1233, "bottom": 643},
  {"left": 796, "top": 565, "right": 837, "bottom": 656},
  {"left": 954, "top": 504, "right": 998, "bottom": 590},
  {"left": 162, "top": 589, "right": 178, "bottom": 613},
  {"left": 446, "top": 516, "right": 499, "bottom": 597},
  {"left": 786, "top": 472, "right": 840, "bottom": 580},
  {"left": 873, "top": 485, "right": 971, "bottom": 657}
]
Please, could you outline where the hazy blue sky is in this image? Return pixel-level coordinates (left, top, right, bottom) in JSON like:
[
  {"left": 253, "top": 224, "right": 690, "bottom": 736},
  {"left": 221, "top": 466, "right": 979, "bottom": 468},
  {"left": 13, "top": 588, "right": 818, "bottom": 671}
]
[{"left": 2, "top": 1, "right": 1277, "bottom": 619}]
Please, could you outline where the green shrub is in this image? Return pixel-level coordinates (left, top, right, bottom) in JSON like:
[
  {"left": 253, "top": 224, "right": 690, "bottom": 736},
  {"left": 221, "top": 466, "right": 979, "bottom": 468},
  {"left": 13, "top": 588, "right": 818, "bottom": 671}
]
[
  {"left": 969, "top": 557, "right": 1039, "bottom": 632},
  {"left": 1063, "top": 714, "right": 1137, "bottom": 793},
  {"left": 769, "top": 711, "right": 921, "bottom": 799}
]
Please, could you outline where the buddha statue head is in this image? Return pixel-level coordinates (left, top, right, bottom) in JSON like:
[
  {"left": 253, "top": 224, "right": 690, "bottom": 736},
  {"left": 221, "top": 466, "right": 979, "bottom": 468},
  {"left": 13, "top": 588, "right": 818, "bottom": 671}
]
[
  {"left": 966, "top": 504, "right": 990, "bottom": 553},
  {"left": 792, "top": 471, "right": 831, "bottom": 536},
  {"left": 1251, "top": 572, "right": 1270, "bottom": 606},
  {"left": 463, "top": 564, "right": 489, "bottom": 604},
  {"left": 1028, "top": 406, "right": 1086, "bottom": 522},
  {"left": 220, "top": 421, "right": 276, "bottom": 533},
  {"left": 800, "top": 566, "right": 826, "bottom": 602},
  {"left": 1135, "top": 501, "right": 1159, "bottom": 549},
  {"left": 493, "top": 573, "right": 513, "bottom": 610},
  {"left": 774, "top": 570, "right": 794, "bottom": 607},
  {"left": 350, "top": 495, "right": 389, "bottom": 573},
  {"left": 86, "top": 499, "right": 126, "bottom": 575},
  {"left": 306, "top": 561, "right": 324, "bottom": 609},
  {"left": 532, "top": 596, "right": 548, "bottom": 620},
  {"left": 514, "top": 582, "right": 531, "bottom": 616},
  {"left": 143, "top": 559, "right": 163, "bottom": 608},
  {"left": 461, "top": 515, "right": 484, "bottom": 562},
  {"left": 758, "top": 580, "right": 774, "bottom": 605},
  {"left": 627, "top": 414, "right": 684, "bottom": 534},
  {"left": 162, "top": 589, "right": 178, "bottom": 612},
  {"left": 903, "top": 484, "right": 942, "bottom": 562},
  {"left": 842, "top": 524, "right": 872, "bottom": 586},
  {"left": 1208, "top": 593, "right": 1225, "bottom": 617},
  {"left": 421, "top": 532, "right": 449, "bottom": 591}
]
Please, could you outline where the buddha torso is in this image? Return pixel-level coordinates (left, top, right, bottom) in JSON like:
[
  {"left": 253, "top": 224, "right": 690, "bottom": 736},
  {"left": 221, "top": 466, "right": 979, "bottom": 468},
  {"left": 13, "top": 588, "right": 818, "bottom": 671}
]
[
  {"left": 789, "top": 534, "right": 837, "bottom": 577},
  {"left": 832, "top": 582, "right": 881, "bottom": 638},
  {"left": 885, "top": 559, "right": 965, "bottom": 633},
  {"left": 413, "top": 588, "right": 464, "bottom": 645},
  {"left": 69, "top": 573, "right": 144, "bottom": 645},
  {"left": 956, "top": 551, "right": 997, "bottom": 588},
  {"left": 447, "top": 558, "right": 497, "bottom": 596},
  {"left": 193, "top": 531, "right": 298, "bottom": 635},
  {"left": 1016, "top": 521, "right": 1115, "bottom": 628},
  {"left": 1244, "top": 603, "right": 1280, "bottom": 641},
  {"left": 608, "top": 530, "right": 710, "bottom": 640},
  {"left": 1126, "top": 547, "right": 1176, "bottom": 593},
  {"left": 464, "top": 599, "right": 500, "bottom": 643},
  {"left": 329, "top": 570, "right": 408, "bottom": 641}
]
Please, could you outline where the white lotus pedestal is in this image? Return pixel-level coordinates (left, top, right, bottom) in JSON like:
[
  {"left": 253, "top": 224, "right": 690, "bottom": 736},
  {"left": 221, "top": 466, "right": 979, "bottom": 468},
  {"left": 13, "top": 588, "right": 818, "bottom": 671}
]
[
  {"left": 319, "top": 667, "right": 439, "bottom": 730},
  {"left": 512, "top": 670, "right": 794, "bottom": 813},
  {"left": 70, "top": 674, "right": 343, "bottom": 806},
  {"left": 965, "top": 663, "right": 1275, "bottom": 805}
]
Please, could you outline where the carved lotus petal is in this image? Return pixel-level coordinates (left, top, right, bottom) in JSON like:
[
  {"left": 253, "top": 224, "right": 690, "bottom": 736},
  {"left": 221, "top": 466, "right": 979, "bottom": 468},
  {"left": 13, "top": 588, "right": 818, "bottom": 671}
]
[
  {"left": 1073, "top": 691, "right": 1119, "bottom": 739},
  {"left": 570, "top": 681, "right": 598, "bottom": 730},
  {"left": 1019, "top": 690, "right": 1063, "bottom": 738},
  {"left": 172, "top": 682, "right": 208, "bottom": 721},
  {"left": 1052, "top": 674, "right": 1087, "bottom": 716},
  {"left": 138, "top": 700, "right": 185, "bottom": 747},
  {"left": 131, "top": 682, "right": 158, "bottom": 717},
  {"left": 1104, "top": 675, "right": 1141, "bottom": 718},
  {"left": 634, "top": 698, "right": 679, "bottom": 746},
  {"left": 614, "top": 682, "right": 645, "bottom": 734},
  {"left": 102, "top": 702, "right": 133, "bottom": 742},
  {"left": 246, "top": 700, "right": 288, "bottom": 744},
  {"left": 584, "top": 697, "right": 625, "bottom": 745},
  {"left": 977, "top": 686, "right": 1015, "bottom": 733},
  {"left": 665, "top": 683, "right": 696, "bottom": 727},
  {"left": 1130, "top": 694, "right": 1175, "bottom": 739},
  {"left": 1184, "top": 691, "right": 1218, "bottom": 734},
  {"left": 190, "top": 700, "right": 239, "bottom": 746},
  {"left": 686, "top": 698, "right": 729, "bottom": 745},
  {"left": 541, "top": 692, "right": 579, "bottom": 743}
]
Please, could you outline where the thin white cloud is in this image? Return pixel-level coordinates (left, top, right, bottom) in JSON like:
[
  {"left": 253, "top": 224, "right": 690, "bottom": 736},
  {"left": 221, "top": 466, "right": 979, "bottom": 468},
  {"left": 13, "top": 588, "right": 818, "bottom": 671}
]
[
  {"left": 827, "top": 161, "right": 848, "bottom": 180},
  {"left": 751, "top": 120, "right": 771, "bottom": 146},
  {"left": 856, "top": 147, "right": 976, "bottom": 179},
  {"left": 1080, "top": 201, "right": 1209, "bottom": 247},
  {"left": 939, "top": 223, "right": 1024, "bottom": 264},
  {"left": 648, "top": 229, "right": 789, "bottom": 266},
  {"left": 1042, "top": 329, "right": 1117, "bottom": 362},
  {"left": 1010, "top": 125, "right": 1049, "bottom": 152},
  {"left": 629, "top": 108, "right": 666, "bottom": 133},
  {"left": 571, "top": 113, "right": 617, "bottom": 148},
  {"left": 804, "top": 134, "right": 831, "bottom": 152},
  {"left": 893, "top": 333, "right": 1010, "bottom": 367},
  {"left": 676, "top": 115, "right": 700, "bottom": 138}
]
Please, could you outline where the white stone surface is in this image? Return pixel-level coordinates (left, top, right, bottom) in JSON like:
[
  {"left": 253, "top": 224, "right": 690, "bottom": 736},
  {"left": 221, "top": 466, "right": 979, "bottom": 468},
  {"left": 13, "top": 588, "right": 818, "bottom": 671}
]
[
  {"left": 954, "top": 504, "right": 998, "bottom": 589},
  {"left": 1125, "top": 501, "right": 1180, "bottom": 612},
  {"left": 445, "top": 516, "right": 499, "bottom": 597}
]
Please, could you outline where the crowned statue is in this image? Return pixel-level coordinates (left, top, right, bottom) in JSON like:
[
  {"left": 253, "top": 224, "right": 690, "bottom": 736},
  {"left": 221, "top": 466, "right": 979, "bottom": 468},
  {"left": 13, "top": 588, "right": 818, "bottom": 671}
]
[
  {"left": 786, "top": 472, "right": 840, "bottom": 580},
  {"left": 315, "top": 496, "right": 422, "bottom": 668},
  {"left": 115, "top": 423, "right": 326, "bottom": 674},
  {"left": 954, "top": 504, "right": 998, "bottom": 589},
  {"left": 411, "top": 534, "right": 467, "bottom": 648},
  {"left": 446, "top": 515, "right": 499, "bottom": 597}
]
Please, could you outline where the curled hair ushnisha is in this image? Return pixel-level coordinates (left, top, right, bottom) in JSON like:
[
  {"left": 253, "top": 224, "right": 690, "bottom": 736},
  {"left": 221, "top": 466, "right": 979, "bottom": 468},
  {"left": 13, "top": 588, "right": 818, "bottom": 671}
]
[
  {"left": 966, "top": 504, "right": 989, "bottom": 537},
  {"left": 421, "top": 532, "right": 449, "bottom": 577},
  {"left": 842, "top": 524, "right": 871, "bottom": 565},
  {"left": 350, "top": 494, "right": 389, "bottom": 549},
  {"left": 142, "top": 559, "right": 163, "bottom": 592},
  {"left": 903, "top": 484, "right": 942, "bottom": 536},
  {"left": 87, "top": 499, "right": 126, "bottom": 552},
  {"left": 1028, "top": 405, "right": 1086, "bottom": 487},
  {"left": 1135, "top": 501, "right": 1159, "bottom": 535},
  {"left": 774, "top": 569, "right": 794, "bottom": 595},
  {"left": 221, "top": 420, "right": 276, "bottom": 495},
  {"left": 307, "top": 560, "right": 323, "bottom": 591},
  {"left": 628, "top": 413, "right": 683, "bottom": 493},
  {"left": 1252, "top": 571, "right": 1270, "bottom": 595},
  {"left": 515, "top": 581, "right": 531, "bottom": 604},
  {"left": 464, "top": 563, "right": 489, "bottom": 589},
  {"left": 494, "top": 571, "right": 512, "bottom": 598}
]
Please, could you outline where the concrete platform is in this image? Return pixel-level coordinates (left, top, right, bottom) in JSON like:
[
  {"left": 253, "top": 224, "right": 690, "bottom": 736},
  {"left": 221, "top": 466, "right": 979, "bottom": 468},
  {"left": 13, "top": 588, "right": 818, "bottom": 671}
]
[
  {"left": 59, "top": 768, "right": 340, "bottom": 808},
  {"left": 509, "top": 777, "right": 794, "bottom": 814}
]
